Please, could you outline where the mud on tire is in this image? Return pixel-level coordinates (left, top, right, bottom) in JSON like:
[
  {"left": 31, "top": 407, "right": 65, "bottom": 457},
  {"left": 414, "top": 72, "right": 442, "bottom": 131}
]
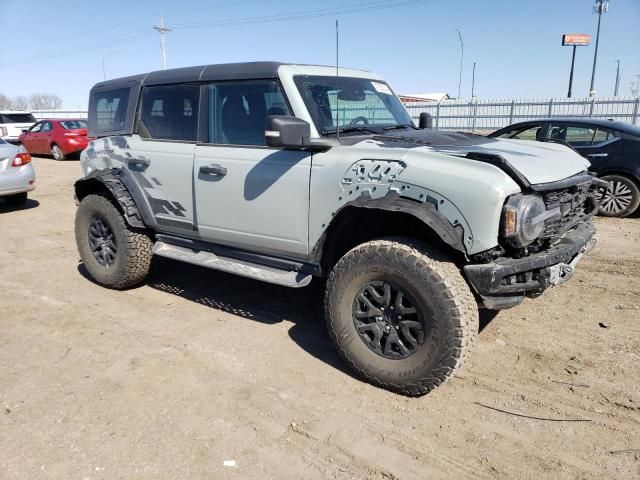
[
  {"left": 325, "top": 237, "right": 479, "bottom": 396},
  {"left": 75, "top": 193, "right": 153, "bottom": 289}
]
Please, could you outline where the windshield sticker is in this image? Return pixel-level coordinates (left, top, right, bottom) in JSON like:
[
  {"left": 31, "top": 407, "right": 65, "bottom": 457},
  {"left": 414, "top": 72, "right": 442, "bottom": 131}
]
[{"left": 371, "top": 82, "right": 392, "bottom": 95}]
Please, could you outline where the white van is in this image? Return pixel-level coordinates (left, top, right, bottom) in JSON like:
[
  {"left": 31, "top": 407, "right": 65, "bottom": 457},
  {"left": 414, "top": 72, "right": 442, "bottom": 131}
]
[{"left": 0, "top": 111, "right": 37, "bottom": 143}]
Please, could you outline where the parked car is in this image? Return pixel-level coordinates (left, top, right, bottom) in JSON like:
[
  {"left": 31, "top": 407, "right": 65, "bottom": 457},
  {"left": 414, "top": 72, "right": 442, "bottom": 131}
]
[
  {"left": 0, "top": 138, "right": 35, "bottom": 206},
  {"left": 74, "top": 62, "right": 604, "bottom": 396},
  {"left": 18, "top": 118, "right": 89, "bottom": 160},
  {"left": 490, "top": 118, "right": 640, "bottom": 217},
  {"left": 0, "top": 111, "right": 37, "bottom": 143}
]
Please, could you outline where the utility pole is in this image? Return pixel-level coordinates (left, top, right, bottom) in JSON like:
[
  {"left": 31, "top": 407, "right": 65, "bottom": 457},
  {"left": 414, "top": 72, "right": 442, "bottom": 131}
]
[
  {"left": 153, "top": 16, "right": 172, "bottom": 70},
  {"left": 456, "top": 29, "right": 464, "bottom": 99},
  {"left": 101, "top": 50, "right": 121, "bottom": 81},
  {"left": 471, "top": 62, "right": 476, "bottom": 98},
  {"left": 589, "top": 0, "right": 609, "bottom": 96},
  {"left": 614, "top": 60, "right": 620, "bottom": 96},
  {"left": 567, "top": 45, "right": 577, "bottom": 98}
]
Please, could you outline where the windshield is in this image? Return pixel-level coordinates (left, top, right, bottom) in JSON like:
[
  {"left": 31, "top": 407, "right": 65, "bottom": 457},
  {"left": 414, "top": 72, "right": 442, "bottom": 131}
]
[
  {"left": 294, "top": 75, "right": 413, "bottom": 135},
  {"left": 60, "top": 120, "right": 87, "bottom": 130},
  {"left": 0, "top": 113, "right": 37, "bottom": 123}
]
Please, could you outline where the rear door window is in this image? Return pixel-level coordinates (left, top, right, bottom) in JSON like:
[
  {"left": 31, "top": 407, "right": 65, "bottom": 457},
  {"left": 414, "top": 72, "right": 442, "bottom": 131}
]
[
  {"left": 139, "top": 84, "right": 200, "bottom": 141},
  {"left": 92, "top": 87, "right": 131, "bottom": 133}
]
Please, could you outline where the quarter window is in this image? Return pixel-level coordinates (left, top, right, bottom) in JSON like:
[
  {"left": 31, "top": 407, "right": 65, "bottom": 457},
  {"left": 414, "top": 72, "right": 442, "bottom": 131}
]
[
  {"left": 93, "top": 87, "right": 130, "bottom": 132},
  {"left": 207, "top": 80, "right": 290, "bottom": 145},
  {"left": 140, "top": 84, "right": 200, "bottom": 141}
]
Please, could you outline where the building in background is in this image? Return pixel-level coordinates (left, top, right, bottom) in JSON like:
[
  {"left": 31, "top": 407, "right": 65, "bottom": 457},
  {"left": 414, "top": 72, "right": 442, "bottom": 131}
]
[{"left": 398, "top": 93, "right": 450, "bottom": 103}]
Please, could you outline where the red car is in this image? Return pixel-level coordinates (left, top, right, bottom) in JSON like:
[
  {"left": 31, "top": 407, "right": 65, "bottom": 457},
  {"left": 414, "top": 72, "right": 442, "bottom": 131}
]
[{"left": 18, "top": 119, "right": 89, "bottom": 160}]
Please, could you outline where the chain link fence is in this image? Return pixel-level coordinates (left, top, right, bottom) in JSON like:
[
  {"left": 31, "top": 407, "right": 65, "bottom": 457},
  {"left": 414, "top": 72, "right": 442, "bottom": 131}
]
[{"left": 402, "top": 96, "right": 640, "bottom": 133}]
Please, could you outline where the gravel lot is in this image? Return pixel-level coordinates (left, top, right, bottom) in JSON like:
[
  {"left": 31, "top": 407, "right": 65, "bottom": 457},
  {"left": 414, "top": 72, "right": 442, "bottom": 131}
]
[{"left": 1, "top": 156, "right": 639, "bottom": 480}]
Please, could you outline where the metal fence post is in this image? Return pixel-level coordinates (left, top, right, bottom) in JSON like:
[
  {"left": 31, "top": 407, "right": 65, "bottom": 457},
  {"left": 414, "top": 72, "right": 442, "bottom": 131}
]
[
  {"left": 632, "top": 97, "right": 640, "bottom": 125},
  {"left": 435, "top": 99, "right": 442, "bottom": 130},
  {"left": 509, "top": 100, "right": 515, "bottom": 124},
  {"left": 548, "top": 98, "right": 554, "bottom": 117},
  {"left": 471, "top": 99, "right": 478, "bottom": 132},
  {"left": 589, "top": 96, "right": 596, "bottom": 118}
]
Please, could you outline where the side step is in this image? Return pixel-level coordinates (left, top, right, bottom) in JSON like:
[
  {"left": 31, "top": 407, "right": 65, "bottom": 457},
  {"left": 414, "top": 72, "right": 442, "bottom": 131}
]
[{"left": 152, "top": 241, "right": 313, "bottom": 288}]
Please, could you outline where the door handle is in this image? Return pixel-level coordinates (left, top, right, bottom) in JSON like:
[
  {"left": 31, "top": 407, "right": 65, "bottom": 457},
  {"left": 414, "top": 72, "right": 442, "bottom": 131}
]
[
  {"left": 587, "top": 153, "right": 608, "bottom": 158},
  {"left": 199, "top": 164, "right": 227, "bottom": 176}
]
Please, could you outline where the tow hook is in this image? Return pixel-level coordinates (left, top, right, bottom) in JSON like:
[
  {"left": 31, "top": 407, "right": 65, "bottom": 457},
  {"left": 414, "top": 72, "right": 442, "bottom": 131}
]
[{"left": 549, "top": 236, "right": 597, "bottom": 286}]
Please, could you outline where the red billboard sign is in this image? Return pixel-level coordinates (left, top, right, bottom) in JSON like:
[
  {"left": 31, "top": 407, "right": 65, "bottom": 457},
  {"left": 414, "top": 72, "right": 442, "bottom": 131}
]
[{"left": 562, "top": 34, "right": 590, "bottom": 46}]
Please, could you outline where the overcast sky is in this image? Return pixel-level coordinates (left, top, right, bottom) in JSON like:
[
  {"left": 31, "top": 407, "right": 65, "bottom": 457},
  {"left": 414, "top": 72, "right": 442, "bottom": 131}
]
[{"left": 1, "top": 0, "right": 638, "bottom": 108}]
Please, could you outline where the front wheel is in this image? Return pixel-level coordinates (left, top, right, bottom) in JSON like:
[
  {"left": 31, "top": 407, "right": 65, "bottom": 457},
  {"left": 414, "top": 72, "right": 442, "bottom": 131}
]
[
  {"left": 598, "top": 174, "right": 640, "bottom": 218},
  {"left": 51, "top": 144, "right": 65, "bottom": 161},
  {"left": 75, "top": 194, "right": 153, "bottom": 289},
  {"left": 325, "top": 238, "right": 479, "bottom": 396}
]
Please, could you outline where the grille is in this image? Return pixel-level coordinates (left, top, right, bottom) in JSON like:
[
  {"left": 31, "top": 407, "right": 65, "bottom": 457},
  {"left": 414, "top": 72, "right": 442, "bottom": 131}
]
[{"left": 540, "top": 184, "right": 599, "bottom": 240}]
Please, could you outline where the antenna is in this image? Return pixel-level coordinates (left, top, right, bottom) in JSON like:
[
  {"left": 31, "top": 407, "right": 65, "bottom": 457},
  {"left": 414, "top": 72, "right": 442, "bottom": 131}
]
[
  {"left": 153, "top": 16, "right": 172, "bottom": 70},
  {"left": 335, "top": 19, "right": 340, "bottom": 142}
]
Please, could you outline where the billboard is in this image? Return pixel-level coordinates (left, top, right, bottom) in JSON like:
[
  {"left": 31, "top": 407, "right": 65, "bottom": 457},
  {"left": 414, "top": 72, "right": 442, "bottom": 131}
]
[{"left": 562, "top": 34, "right": 590, "bottom": 46}]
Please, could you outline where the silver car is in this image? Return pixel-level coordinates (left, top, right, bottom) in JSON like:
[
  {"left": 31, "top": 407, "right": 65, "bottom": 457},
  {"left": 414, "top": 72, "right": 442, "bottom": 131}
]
[{"left": 0, "top": 138, "right": 35, "bottom": 206}]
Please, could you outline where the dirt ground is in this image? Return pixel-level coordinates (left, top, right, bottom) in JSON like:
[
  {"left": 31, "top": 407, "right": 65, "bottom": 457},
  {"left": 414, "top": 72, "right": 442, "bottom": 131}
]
[{"left": 1, "top": 156, "right": 639, "bottom": 480}]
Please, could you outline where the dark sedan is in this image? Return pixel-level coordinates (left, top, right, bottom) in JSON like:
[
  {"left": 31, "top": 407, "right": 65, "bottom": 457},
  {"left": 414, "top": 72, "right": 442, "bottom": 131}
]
[{"left": 490, "top": 118, "right": 640, "bottom": 217}]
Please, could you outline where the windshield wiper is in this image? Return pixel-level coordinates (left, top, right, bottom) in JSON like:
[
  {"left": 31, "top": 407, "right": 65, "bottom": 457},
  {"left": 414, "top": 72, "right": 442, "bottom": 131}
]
[
  {"left": 383, "top": 124, "right": 418, "bottom": 131},
  {"left": 321, "top": 125, "right": 380, "bottom": 136}
]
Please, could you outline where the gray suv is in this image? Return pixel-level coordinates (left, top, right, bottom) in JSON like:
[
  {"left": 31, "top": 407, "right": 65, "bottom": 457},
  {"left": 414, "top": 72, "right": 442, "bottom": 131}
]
[{"left": 75, "top": 62, "right": 604, "bottom": 395}]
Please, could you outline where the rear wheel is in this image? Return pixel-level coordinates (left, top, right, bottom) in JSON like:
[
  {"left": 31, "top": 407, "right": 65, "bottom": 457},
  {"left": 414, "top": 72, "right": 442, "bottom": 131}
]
[
  {"left": 325, "top": 238, "right": 479, "bottom": 396},
  {"left": 598, "top": 174, "right": 640, "bottom": 218},
  {"left": 51, "top": 144, "right": 65, "bottom": 161},
  {"left": 3, "top": 192, "right": 27, "bottom": 206},
  {"left": 75, "top": 194, "right": 153, "bottom": 289}
]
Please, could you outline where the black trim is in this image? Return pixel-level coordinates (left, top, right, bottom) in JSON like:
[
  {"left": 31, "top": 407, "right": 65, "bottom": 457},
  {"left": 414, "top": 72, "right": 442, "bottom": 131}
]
[
  {"left": 156, "top": 234, "right": 321, "bottom": 276},
  {"left": 464, "top": 152, "right": 531, "bottom": 190},
  {"left": 531, "top": 173, "right": 608, "bottom": 192}
]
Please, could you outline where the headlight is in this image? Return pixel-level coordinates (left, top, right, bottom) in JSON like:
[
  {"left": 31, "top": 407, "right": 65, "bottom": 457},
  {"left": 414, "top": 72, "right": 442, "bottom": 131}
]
[{"left": 501, "top": 194, "right": 547, "bottom": 247}]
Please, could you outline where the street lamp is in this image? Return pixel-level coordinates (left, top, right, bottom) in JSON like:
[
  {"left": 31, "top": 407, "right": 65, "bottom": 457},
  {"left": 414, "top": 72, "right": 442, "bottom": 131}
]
[
  {"left": 589, "top": 0, "right": 609, "bottom": 97},
  {"left": 456, "top": 29, "right": 464, "bottom": 99},
  {"left": 102, "top": 50, "right": 121, "bottom": 81}
]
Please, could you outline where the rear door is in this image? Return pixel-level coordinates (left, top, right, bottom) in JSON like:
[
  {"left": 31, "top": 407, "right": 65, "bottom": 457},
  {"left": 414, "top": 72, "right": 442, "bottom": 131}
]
[{"left": 128, "top": 83, "right": 200, "bottom": 233}]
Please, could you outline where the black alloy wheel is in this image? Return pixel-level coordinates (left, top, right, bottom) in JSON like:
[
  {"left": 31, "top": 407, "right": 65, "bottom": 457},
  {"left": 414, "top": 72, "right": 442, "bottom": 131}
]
[
  {"left": 353, "top": 280, "right": 426, "bottom": 360},
  {"left": 88, "top": 216, "right": 117, "bottom": 267}
]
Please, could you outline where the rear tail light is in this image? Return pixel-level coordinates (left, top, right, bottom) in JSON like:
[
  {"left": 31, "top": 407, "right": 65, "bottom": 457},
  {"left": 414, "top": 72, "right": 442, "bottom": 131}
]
[{"left": 12, "top": 152, "right": 31, "bottom": 167}]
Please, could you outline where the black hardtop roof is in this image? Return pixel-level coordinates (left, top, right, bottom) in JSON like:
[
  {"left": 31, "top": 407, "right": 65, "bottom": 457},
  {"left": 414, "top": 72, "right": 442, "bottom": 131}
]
[
  {"left": 92, "top": 61, "right": 289, "bottom": 90},
  {"left": 501, "top": 117, "right": 640, "bottom": 135}
]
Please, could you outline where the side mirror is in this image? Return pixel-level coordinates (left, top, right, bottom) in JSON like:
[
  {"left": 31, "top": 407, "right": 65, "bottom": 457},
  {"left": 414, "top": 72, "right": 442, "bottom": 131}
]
[
  {"left": 265, "top": 115, "right": 311, "bottom": 149},
  {"left": 419, "top": 112, "right": 433, "bottom": 129},
  {"left": 21, "top": 129, "right": 28, "bottom": 133}
]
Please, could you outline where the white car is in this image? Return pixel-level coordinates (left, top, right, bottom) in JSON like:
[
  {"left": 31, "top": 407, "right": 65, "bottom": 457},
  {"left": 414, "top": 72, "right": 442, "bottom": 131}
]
[
  {"left": 0, "top": 139, "right": 35, "bottom": 206},
  {"left": 0, "top": 111, "right": 37, "bottom": 143}
]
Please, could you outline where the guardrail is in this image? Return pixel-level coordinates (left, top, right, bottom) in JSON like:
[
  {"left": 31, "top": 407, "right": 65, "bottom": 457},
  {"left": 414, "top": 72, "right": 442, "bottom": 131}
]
[{"left": 403, "top": 96, "right": 640, "bottom": 133}]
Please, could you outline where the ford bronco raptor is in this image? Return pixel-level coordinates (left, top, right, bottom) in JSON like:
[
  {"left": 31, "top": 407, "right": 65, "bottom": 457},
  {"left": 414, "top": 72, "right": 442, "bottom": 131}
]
[{"left": 74, "top": 62, "right": 604, "bottom": 396}]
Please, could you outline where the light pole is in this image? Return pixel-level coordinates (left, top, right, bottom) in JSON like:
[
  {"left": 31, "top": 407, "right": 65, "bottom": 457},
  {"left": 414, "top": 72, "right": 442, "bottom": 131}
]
[
  {"left": 471, "top": 61, "right": 476, "bottom": 98},
  {"left": 589, "top": 0, "right": 609, "bottom": 96},
  {"left": 102, "top": 50, "right": 121, "bottom": 81},
  {"left": 456, "top": 29, "right": 464, "bottom": 99},
  {"left": 614, "top": 60, "right": 620, "bottom": 96},
  {"left": 153, "top": 16, "right": 172, "bottom": 70}
]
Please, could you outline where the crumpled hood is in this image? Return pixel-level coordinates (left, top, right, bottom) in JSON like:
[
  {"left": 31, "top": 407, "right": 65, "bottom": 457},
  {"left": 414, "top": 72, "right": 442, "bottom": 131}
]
[{"left": 370, "top": 130, "right": 590, "bottom": 185}]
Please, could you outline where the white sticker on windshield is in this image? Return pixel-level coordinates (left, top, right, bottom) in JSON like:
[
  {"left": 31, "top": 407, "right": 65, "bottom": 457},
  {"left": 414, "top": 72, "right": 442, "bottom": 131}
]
[{"left": 371, "top": 81, "right": 392, "bottom": 95}]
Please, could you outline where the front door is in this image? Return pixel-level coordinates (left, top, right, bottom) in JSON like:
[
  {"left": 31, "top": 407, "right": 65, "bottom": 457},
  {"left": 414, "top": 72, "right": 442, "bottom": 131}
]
[
  {"left": 194, "top": 79, "right": 312, "bottom": 259},
  {"left": 127, "top": 83, "right": 201, "bottom": 233},
  {"left": 23, "top": 121, "right": 43, "bottom": 154}
]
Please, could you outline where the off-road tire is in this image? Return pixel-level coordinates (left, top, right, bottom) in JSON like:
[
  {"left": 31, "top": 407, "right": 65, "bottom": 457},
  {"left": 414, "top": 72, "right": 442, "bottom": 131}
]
[
  {"left": 75, "top": 193, "right": 153, "bottom": 289},
  {"left": 51, "top": 144, "right": 65, "bottom": 161},
  {"left": 3, "top": 192, "right": 27, "bottom": 206},
  {"left": 325, "top": 237, "right": 479, "bottom": 396},
  {"left": 599, "top": 174, "right": 640, "bottom": 218}
]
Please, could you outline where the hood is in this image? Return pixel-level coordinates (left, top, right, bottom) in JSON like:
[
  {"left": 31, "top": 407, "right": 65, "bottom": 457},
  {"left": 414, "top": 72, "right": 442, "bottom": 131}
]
[{"left": 369, "top": 129, "right": 590, "bottom": 185}]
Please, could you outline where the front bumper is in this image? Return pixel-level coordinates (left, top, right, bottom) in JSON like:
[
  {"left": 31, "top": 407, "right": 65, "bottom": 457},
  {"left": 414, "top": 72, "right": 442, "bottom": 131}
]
[{"left": 464, "top": 221, "right": 596, "bottom": 310}]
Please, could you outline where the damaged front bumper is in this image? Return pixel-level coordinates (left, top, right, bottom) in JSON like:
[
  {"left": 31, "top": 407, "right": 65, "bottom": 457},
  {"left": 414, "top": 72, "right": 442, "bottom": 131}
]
[{"left": 464, "top": 221, "right": 597, "bottom": 310}]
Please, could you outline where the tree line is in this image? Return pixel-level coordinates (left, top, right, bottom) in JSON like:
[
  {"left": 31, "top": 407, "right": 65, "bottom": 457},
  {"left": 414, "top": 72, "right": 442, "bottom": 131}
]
[{"left": 0, "top": 93, "right": 63, "bottom": 111}]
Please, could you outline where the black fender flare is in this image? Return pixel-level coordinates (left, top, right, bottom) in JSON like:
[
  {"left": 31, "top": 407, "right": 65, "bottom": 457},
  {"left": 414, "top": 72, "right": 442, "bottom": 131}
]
[
  {"left": 311, "top": 190, "right": 468, "bottom": 265},
  {"left": 74, "top": 168, "right": 147, "bottom": 229}
]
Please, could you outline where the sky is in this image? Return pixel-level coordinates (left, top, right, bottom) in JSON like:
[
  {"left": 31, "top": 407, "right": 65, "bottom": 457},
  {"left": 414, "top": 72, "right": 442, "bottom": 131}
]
[{"left": 1, "top": 0, "right": 639, "bottom": 109}]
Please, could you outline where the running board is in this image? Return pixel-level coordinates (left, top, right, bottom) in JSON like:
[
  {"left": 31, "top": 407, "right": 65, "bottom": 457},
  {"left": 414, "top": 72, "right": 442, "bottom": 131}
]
[{"left": 152, "top": 241, "right": 313, "bottom": 288}]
